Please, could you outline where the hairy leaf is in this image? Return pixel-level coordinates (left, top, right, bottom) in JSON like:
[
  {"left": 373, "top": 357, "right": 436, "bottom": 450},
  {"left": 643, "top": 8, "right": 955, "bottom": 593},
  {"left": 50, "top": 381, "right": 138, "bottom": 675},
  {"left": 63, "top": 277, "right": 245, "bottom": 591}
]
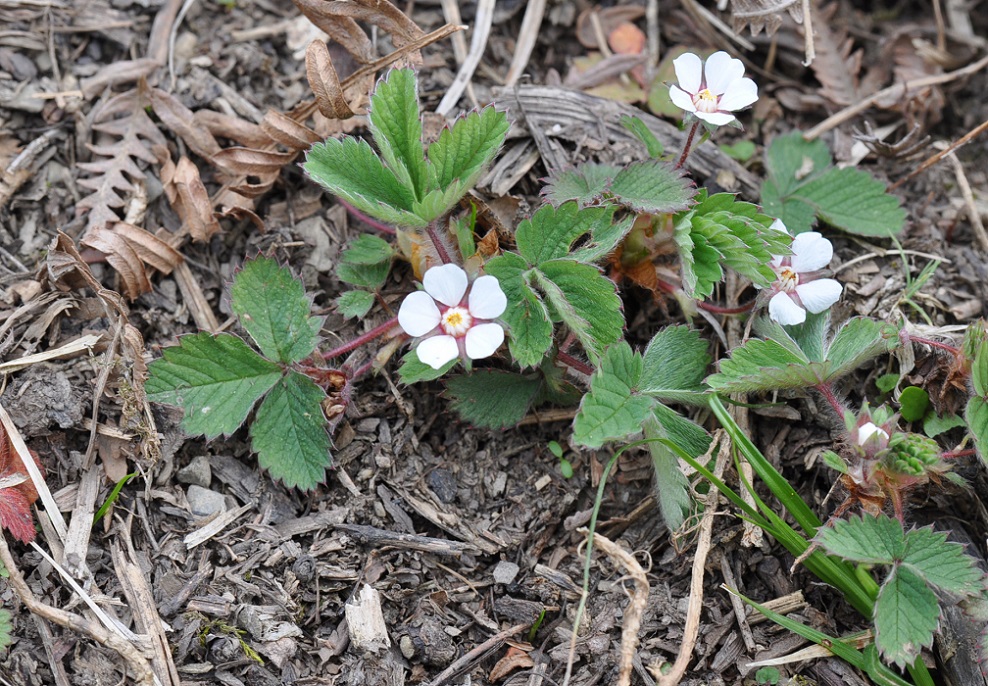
[
  {"left": 651, "top": 403, "right": 711, "bottom": 458},
  {"left": 542, "top": 163, "right": 621, "bottom": 208},
  {"left": 230, "top": 256, "right": 322, "bottom": 364},
  {"left": 336, "top": 290, "right": 376, "bottom": 319},
  {"left": 874, "top": 567, "right": 939, "bottom": 669},
  {"left": 367, "top": 68, "right": 429, "bottom": 199},
  {"left": 427, "top": 105, "right": 509, "bottom": 192},
  {"left": 147, "top": 333, "right": 282, "bottom": 438},
  {"left": 397, "top": 351, "right": 456, "bottom": 384},
  {"left": 640, "top": 325, "right": 710, "bottom": 404},
  {"left": 250, "top": 371, "right": 331, "bottom": 490},
  {"left": 340, "top": 234, "right": 395, "bottom": 265},
  {"left": 644, "top": 418, "right": 693, "bottom": 532},
  {"left": 706, "top": 337, "right": 813, "bottom": 392},
  {"left": 607, "top": 160, "right": 695, "bottom": 214},
  {"left": 538, "top": 259, "right": 624, "bottom": 363},
  {"left": 572, "top": 342, "right": 652, "bottom": 448},
  {"left": 516, "top": 203, "right": 616, "bottom": 265},
  {"left": 902, "top": 527, "right": 984, "bottom": 596},
  {"left": 485, "top": 253, "right": 553, "bottom": 368},
  {"left": 445, "top": 371, "right": 541, "bottom": 429},
  {"left": 815, "top": 514, "right": 905, "bottom": 564},
  {"left": 570, "top": 214, "right": 636, "bottom": 264},
  {"left": 337, "top": 260, "right": 391, "bottom": 290}
]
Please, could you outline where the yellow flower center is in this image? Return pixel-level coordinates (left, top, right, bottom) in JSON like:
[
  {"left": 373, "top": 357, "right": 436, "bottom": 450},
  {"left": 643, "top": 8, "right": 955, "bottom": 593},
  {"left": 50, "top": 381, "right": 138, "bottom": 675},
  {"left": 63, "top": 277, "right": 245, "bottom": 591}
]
[
  {"left": 692, "top": 88, "right": 719, "bottom": 113},
  {"left": 778, "top": 267, "right": 799, "bottom": 292},
  {"left": 440, "top": 307, "right": 472, "bottom": 337}
]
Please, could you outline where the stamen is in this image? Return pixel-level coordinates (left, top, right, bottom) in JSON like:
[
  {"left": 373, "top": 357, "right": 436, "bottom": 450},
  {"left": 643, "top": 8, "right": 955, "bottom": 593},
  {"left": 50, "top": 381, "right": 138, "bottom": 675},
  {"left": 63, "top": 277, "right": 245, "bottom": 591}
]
[
  {"left": 440, "top": 307, "right": 473, "bottom": 337},
  {"left": 692, "top": 88, "right": 719, "bottom": 113}
]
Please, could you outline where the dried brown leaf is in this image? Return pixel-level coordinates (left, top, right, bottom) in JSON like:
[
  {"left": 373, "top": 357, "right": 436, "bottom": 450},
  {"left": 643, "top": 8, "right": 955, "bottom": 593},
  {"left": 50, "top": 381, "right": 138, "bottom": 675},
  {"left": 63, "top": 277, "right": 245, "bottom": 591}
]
[
  {"left": 261, "top": 110, "right": 323, "bottom": 149},
  {"left": 161, "top": 156, "right": 222, "bottom": 242},
  {"left": 211, "top": 147, "right": 298, "bottom": 176},
  {"left": 488, "top": 647, "right": 534, "bottom": 682},
  {"left": 730, "top": 0, "right": 803, "bottom": 36},
  {"left": 293, "top": 0, "right": 424, "bottom": 57},
  {"left": 306, "top": 40, "right": 356, "bottom": 120},
  {"left": 147, "top": 87, "right": 222, "bottom": 159},
  {"left": 80, "top": 226, "right": 152, "bottom": 301},
  {"left": 110, "top": 222, "right": 183, "bottom": 273},
  {"left": 807, "top": 3, "right": 863, "bottom": 106},
  {"left": 195, "top": 110, "right": 272, "bottom": 149},
  {"left": 80, "top": 58, "right": 161, "bottom": 99},
  {"left": 44, "top": 232, "right": 129, "bottom": 317}
]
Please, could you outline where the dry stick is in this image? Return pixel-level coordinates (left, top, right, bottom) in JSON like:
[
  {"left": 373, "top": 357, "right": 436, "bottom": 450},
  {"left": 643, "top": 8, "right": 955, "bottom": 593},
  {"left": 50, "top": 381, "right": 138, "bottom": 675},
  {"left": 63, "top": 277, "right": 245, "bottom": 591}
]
[
  {"left": 425, "top": 623, "right": 527, "bottom": 686},
  {"left": 0, "top": 535, "right": 156, "bottom": 686},
  {"left": 503, "top": 0, "right": 548, "bottom": 88},
  {"left": 583, "top": 531, "right": 649, "bottom": 686},
  {"left": 888, "top": 116, "right": 988, "bottom": 192},
  {"left": 438, "top": 0, "right": 478, "bottom": 109},
  {"left": 436, "top": 0, "right": 495, "bottom": 115},
  {"left": 655, "top": 435, "right": 730, "bottom": 686},
  {"left": 804, "top": 53, "right": 988, "bottom": 141},
  {"left": 800, "top": 0, "right": 815, "bottom": 66},
  {"left": 944, "top": 146, "right": 988, "bottom": 253}
]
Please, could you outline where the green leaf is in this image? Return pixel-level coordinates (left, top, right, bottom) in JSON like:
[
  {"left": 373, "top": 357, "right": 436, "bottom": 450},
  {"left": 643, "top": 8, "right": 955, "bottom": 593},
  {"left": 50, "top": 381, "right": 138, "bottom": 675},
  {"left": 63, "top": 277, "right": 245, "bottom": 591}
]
[
  {"left": 971, "top": 339, "right": 988, "bottom": 397},
  {"left": 572, "top": 342, "right": 653, "bottom": 448},
  {"left": 427, "top": 105, "right": 509, "bottom": 193},
  {"left": 516, "top": 203, "right": 616, "bottom": 265},
  {"left": 250, "top": 370, "right": 330, "bottom": 490},
  {"left": 620, "top": 115, "right": 663, "bottom": 158},
  {"left": 644, "top": 417, "right": 693, "bottom": 532},
  {"left": 486, "top": 253, "right": 554, "bottom": 368},
  {"left": 607, "top": 160, "right": 695, "bottom": 214},
  {"left": 899, "top": 386, "right": 930, "bottom": 423},
  {"left": 340, "top": 234, "right": 395, "bottom": 265},
  {"left": 397, "top": 351, "right": 456, "bottom": 384},
  {"left": 147, "top": 333, "right": 282, "bottom": 439},
  {"left": 305, "top": 137, "right": 424, "bottom": 227},
  {"left": 651, "top": 403, "right": 711, "bottom": 458},
  {"left": 923, "top": 412, "right": 965, "bottom": 437},
  {"left": 230, "top": 256, "right": 322, "bottom": 364},
  {"left": 537, "top": 259, "right": 624, "bottom": 362},
  {"left": 570, "top": 214, "right": 636, "bottom": 264},
  {"left": 874, "top": 566, "right": 939, "bottom": 669},
  {"left": 542, "top": 164, "right": 621, "bottom": 208},
  {"left": 965, "top": 396, "right": 988, "bottom": 462},
  {"left": 815, "top": 514, "right": 905, "bottom": 565},
  {"left": 901, "top": 526, "right": 984, "bottom": 596},
  {"left": 445, "top": 371, "right": 541, "bottom": 429},
  {"left": 825, "top": 318, "right": 901, "bottom": 377},
  {"left": 719, "top": 140, "right": 756, "bottom": 163},
  {"left": 705, "top": 337, "right": 813, "bottom": 392},
  {"left": 367, "top": 68, "right": 429, "bottom": 200},
  {"left": 640, "top": 326, "right": 710, "bottom": 404},
  {"left": 336, "top": 290, "right": 375, "bottom": 319},
  {"left": 337, "top": 260, "right": 391, "bottom": 289},
  {"left": 0, "top": 609, "right": 12, "bottom": 651},
  {"left": 763, "top": 132, "right": 833, "bottom": 196}
]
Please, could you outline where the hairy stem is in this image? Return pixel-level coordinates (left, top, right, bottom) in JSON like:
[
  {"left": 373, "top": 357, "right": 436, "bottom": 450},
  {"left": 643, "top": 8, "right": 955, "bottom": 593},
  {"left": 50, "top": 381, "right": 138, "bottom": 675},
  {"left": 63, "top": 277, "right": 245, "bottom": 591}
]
[
  {"left": 697, "top": 300, "right": 756, "bottom": 315},
  {"left": 941, "top": 448, "right": 976, "bottom": 460},
  {"left": 426, "top": 221, "right": 454, "bottom": 265},
  {"left": 337, "top": 199, "right": 397, "bottom": 235},
  {"left": 557, "top": 350, "right": 594, "bottom": 376},
  {"left": 322, "top": 317, "right": 400, "bottom": 360},
  {"left": 815, "top": 383, "right": 848, "bottom": 418},
  {"left": 905, "top": 334, "right": 960, "bottom": 355},
  {"left": 675, "top": 121, "right": 700, "bottom": 169}
]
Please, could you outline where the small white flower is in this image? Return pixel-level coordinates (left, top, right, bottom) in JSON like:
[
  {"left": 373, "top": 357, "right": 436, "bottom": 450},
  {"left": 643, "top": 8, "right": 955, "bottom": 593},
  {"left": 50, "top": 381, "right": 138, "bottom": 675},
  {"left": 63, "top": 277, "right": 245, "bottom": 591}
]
[
  {"left": 669, "top": 51, "right": 758, "bottom": 126},
  {"left": 398, "top": 264, "right": 507, "bottom": 370},
  {"left": 763, "top": 220, "right": 843, "bottom": 326},
  {"left": 857, "top": 422, "right": 890, "bottom": 446}
]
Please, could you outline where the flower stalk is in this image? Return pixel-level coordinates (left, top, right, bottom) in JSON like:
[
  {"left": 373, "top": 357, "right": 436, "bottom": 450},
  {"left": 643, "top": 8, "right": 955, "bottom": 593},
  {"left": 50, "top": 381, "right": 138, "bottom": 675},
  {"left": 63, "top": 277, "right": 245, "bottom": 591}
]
[{"left": 322, "top": 317, "right": 400, "bottom": 360}]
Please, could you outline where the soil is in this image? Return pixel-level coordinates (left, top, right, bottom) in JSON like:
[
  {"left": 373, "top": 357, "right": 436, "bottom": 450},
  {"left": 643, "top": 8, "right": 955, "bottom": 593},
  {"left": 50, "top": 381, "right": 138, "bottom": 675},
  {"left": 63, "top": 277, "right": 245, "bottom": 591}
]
[{"left": 1, "top": 1, "right": 988, "bottom": 685}]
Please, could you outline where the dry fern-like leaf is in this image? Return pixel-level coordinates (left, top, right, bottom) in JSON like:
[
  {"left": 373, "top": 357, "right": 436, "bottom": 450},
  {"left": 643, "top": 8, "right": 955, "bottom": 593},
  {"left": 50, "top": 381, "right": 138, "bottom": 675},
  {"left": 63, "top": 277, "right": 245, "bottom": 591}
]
[
  {"left": 729, "top": 0, "right": 803, "bottom": 36},
  {"left": 77, "top": 90, "right": 166, "bottom": 234},
  {"left": 806, "top": 3, "right": 886, "bottom": 105}
]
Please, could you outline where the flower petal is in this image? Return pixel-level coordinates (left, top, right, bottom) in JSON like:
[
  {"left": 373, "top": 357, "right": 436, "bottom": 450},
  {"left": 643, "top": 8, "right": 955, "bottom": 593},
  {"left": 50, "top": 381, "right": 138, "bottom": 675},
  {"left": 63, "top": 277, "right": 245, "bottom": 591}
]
[
  {"left": 694, "top": 111, "right": 735, "bottom": 126},
  {"left": 669, "top": 85, "right": 697, "bottom": 113},
  {"left": 398, "top": 291, "right": 441, "bottom": 337},
  {"left": 415, "top": 335, "right": 459, "bottom": 369},
  {"left": 468, "top": 275, "right": 507, "bottom": 319},
  {"left": 795, "top": 278, "right": 842, "bottom": 313},
  {"left": 769, "top": 218, "right": 790, "bottom": 235},
  {"left": 768, "top": 292, "right": 806, "bottom": 325},
  {"left": 673, "top": 52, "right": 703, "bottom": 94},
  {"left": 857, "top": 422, "right": 889, "bottom": 446},
  {"left": 703, "top": 51, "right": 745, "bottom": 95},
  {"left": 790, "top": 232, "right": 833, "bottom": 272},
  {"left": 717, "top": 77, "right": 758, "bottom": 111},
  {"left": 423, "top": 263, "right": 468, "bottom": 307},
  {"left": 464, "top": 323, "right": 505, "bottom": 360}
]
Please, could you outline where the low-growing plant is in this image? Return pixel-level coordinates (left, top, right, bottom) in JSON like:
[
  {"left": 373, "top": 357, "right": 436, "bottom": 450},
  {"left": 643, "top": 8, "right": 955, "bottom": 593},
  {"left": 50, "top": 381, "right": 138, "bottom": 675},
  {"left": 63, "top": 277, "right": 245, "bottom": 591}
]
[{"left": 146, "top": 59, "right": 988, "bottom": 682}]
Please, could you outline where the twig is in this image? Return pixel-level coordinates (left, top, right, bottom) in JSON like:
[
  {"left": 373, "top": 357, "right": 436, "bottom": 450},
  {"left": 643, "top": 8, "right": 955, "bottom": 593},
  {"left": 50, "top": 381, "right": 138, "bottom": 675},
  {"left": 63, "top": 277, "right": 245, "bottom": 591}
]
[
  {"left": 503, "top": 0, "right": 548, "bottom": 88},
  {"left": 888, "top": 117, "right": 988, "bottom": 192},
  {"left": 436, "top": 0, "right": 494, "bottom": 115},
  {"left": 800, "top": 0, "right": 815, "bottom": 66},
  {"left": 943, "top": 146, "right": 988, "bottom": 253},
  {"left": 804, "top": 53, "right": 988, "bottom": 141},
  {"left": 425, "top": 623, "right": 527, "bottom": 686}
]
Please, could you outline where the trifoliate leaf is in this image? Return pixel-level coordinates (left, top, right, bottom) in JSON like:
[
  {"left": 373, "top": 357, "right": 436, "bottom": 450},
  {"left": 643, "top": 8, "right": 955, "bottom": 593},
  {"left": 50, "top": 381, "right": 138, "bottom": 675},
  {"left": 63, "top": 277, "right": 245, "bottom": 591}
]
[
  {"left": 607, "top": 160, "right": 695, "bottom": 214},
  {"left": 537, "top": 259, "right": 624, "bottom": 363},
  {"left": 427, "top": 105, "right": 509, "bottom": 192},
  {"left": 902, "top": 527, "right": 985, "bottom": 596},
  {"left": 250, "top": 370, "right": 330, "bottom": 490},
  {"left": 445, "top": 370, "right": 541, "bottom": 429},
  {"left": 304, "top": 137, "right": 425, "bottom": 227},
  {"left": 147, "top": 333, "right": 282, "bottom": 439},
  {"left": 572, "top": 342, "right": 653, "bottom": 448},
  {"left": 336, "top": 290, "right": 376, "bottom": 319},
  {"left": 516, "top": 203, "right": 616, "bottom": 265},
  {"left": 485, "top": 253, "right": 553, "bottom": 368},
  {"left": 640, "top": 326, "right": 710, "bottom": 404},
  {"left": 367, "top": 68, "right": 428, "bottom": 200},
  {"left": 230, "top": 256, "right": 322, "bottom": 364},
  {"left": 542, "top": 164, "right": 621, "bottom": 208},
  {"left": 397, "top": 351, "right": 456, "bottom": 384},
  {"left": 620, "top": 115, "right": 664, "bottom": 158},
  {"left": 815, "top": 514, "right": 905, "bottom": 565},
  {"left": 340, "top": 234, "right": 395, "bottom": 265},
  {"left": 874, "top": 567, "right": 939, "bottom": 669}
]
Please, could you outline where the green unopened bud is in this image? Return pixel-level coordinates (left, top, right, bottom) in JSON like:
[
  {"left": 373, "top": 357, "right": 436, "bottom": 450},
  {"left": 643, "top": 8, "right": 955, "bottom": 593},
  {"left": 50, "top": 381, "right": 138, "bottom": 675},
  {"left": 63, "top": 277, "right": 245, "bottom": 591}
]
[{"left": 884, "top": 432, "right": 941, "bottom": 477}]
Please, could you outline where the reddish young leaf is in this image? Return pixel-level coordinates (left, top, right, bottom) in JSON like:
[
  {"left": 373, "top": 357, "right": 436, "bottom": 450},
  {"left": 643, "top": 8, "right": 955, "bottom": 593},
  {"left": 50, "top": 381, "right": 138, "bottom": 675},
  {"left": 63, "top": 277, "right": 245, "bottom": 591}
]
[{"left": 0, "top": 424, "right": 44, "bottom": 544}]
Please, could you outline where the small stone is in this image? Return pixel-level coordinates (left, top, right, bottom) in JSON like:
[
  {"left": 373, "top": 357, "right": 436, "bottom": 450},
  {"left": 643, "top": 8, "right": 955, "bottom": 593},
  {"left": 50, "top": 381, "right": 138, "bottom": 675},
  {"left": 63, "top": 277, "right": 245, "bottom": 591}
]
[
  {"left": 493, "top": 560, "right": 520, "bottom": 585},
  {"left": 177, "top": 456, "right": 212, "bottom": 487},
  {"left": 186, "top": 485, "right": 226, "bottom": 517},
  {"left": 357, "top": 418, "right": 380, "bottom": 433}
]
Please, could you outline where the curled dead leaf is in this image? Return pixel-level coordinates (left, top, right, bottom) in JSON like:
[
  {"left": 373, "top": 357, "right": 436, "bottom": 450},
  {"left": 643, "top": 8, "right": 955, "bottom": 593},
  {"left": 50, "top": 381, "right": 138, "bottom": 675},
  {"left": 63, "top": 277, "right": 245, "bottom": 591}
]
[
  {"left": 293, "top": 0, "right": 424, "bottom": 56},
  {"left": 262, "top": 109, "right": 324, "bottom": 149},
  {"left": 161, "top": 156, "right": 222, "bottom": 242},
  {"left": 306, "top": 40, "right": 356, "bottom": 120},
  {"left": 195, "top": 110, "right": 273, "bottom": 149},
  {"left": 44, "top": 232, "right": 129, "bottom": 317},
  {"left": 211, "top": 147, "right": 299, "bottom": 176},
  {"left": 148, "top": 87, "right": 222, "bottom": 159},
  {"left": 488, "top": 646, "right": 535, "bottom": 682},
  {"left": 81, "top": 226, "right": 153, "bottom": 301}
]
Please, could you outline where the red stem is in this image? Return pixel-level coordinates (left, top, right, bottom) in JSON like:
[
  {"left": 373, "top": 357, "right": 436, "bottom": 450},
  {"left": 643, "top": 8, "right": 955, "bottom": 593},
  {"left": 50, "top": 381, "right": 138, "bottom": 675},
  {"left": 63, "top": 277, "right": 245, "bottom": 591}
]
[
  {"left": 906, "top": 334, "right": 960, "bottom": 355},
  {"left": 347, "top": 358, "right": 376, "bottom": 381},
  {"left": 426, "top": 221, "right": 454, "bottom": 265},
  {"left": 322, "top": 317, "right": 400, "bottom": 360},
  {"left": 697, "top": 300, "right": 756, "bottom": 315},
  {"left": 941, "top": 448, "right": 976, "bottom": 460},
  {"left": 675, "top": 121, "right": 700, "bottom": 169},
  {"left": 815, "top": 383, "right": 848, "bottom": 418},
  {"left": 557, "top": 350, "right": 594, "bottom": 376},
  {"left": 337, "top": 199, "right": 397, "bottom": 235}
]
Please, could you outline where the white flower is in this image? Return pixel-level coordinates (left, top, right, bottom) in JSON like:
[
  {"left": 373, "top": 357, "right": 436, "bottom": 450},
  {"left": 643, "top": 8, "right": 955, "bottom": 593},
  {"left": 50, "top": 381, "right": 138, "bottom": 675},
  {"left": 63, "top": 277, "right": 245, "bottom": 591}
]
[
  {"left": 398, "top": 264, "right": 507, "bottom": 369},
  {"left": 856, "top": 422, "right": 890, "bottom": 446},
  {"left": 669, "top": 51, "right": 758, "bottom": 126},
  {"left": 764, "top": 219, "right": 843, "bottom": 326}
]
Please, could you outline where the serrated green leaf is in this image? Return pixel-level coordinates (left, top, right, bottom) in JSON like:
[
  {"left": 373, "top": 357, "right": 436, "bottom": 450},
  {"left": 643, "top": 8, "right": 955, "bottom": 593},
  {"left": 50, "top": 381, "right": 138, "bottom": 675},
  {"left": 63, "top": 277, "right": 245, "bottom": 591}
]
[
  {"left": 538, "top": 259, "right": 624, "bottom": 363},
  {"left": 147, "top": 332, "right": 282, "bottom": 439},
  {"left": 763, "top": 132, "right": 833, "bottom": 196},
  {"left": 572, "top": 342, "right": 653, "bottom": 448},
  {"left": 412, "top": 185, "right": 465, "bottom": 224},
  {"left": 337, "top": 259, "right": 391, "bottom": 290},
  {"left": 640, "top": 326, "right": 710, "bottom": 404},
  {"left": 230, "top": 256, "right": 322, "bottom": 364},
  {"left": 899, "top": 386, "right": 930, "bottom": 423},
  {"left": 902, "top": 527, "right": 984, "bottom": 595},
  {"left": 644, "top": 415, "right": 693, "bottom": 531},
  {"left": 705, "top": 338, "right": 813, "bottom": 392},
  {"left": 542, "top": 164, "right": 621, "bottom": 208},
  {"left": 965, "top": 396, "right": 988, "bottom": 462},
  {"left": 923, "top": 411, "right": 965, "bottom": 437},
  {"left": 427, "top": 105, "right": 508, "bottom": 191},
  {"left": 250, "top": 371, "right": 330, "bottom": 490},
  {"left": 445, "top": 371, "right": 541, "bottom": 429},
  {"left": 0, "top": 609, "right": 12, "bottom": 651},
  {"left": 397, "top": 351, "right": 456, "bottom": 383},
  {"left": 570, "top": 214, "right": 636, "bottom": 264},
  {"left": 305, "top": 137, "right": 425, "bottom": 227},
  {"left": 875, "top": 566, "right": 939, "bottom": 669},
  {"left": 651, "top": 403, "right": 711, "bottom": 458},
  {"left": 336, "top": 290, "right": 376, "bottom": 319},
  {"left": 486, "top": 253, "right": 553, "bottom": 368},
  {"left": 971, "top": 340, "right": 988, "bottom": 397},
  {"left": 341, "top": 234, "right": 395, "bottom": 265},
  {"left": 367, "top": 68, "right": 428, "bottom": 200},
  {"left": 797, "top": 167, "right": 905, "bottom": 237},
  {"left": 761, "top": 180, "right": 819, "bottom": 236},
  {"left": 516, "top": 203, "right": 616, "bottom": 265},
  {"left": 815, "top": 514, "right": 904, "bottom": 564},
  {"left": 608, "top": 160, "right": 695, "bottom": 214},
  {"left": 826, "top": 318, "right": 900, "bottom": 377},
  {"left": 620, "top": 115, "right": 664, "bottom": 158}
]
